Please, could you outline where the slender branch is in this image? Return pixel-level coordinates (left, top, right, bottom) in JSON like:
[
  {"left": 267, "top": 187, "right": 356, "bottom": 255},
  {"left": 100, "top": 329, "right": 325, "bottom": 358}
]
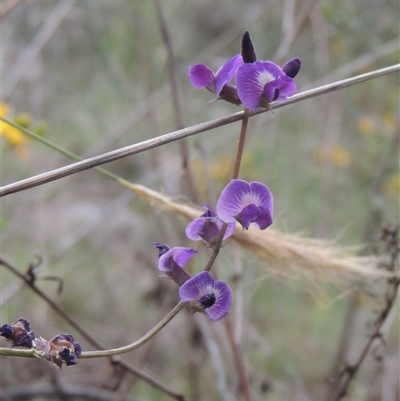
[
  {"left": 1, "top": 63, "right": 399, "bottom": 197},
  {"left": 232, "top": 108, "right": 250, "bottom": 179},
  {"left": 203, "top": 223, "right": 227, "bottom": 273},
  {"left": 223, "top": 316, "right": 253, "bottom": 401},
  {"left": 153, "top": 0, "right": 198, "bottom": 202},
  {"left": 325, "top": 226, "right": 400, "bottom": 401}
]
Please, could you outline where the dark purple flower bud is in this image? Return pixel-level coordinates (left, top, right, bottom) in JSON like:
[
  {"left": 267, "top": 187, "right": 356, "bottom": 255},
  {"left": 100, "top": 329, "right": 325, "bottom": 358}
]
[
  {"left": 241, "top": 31, "right": 257, "bottom": 63},
  {"left": 282, "top": 57, "right": 301, "bottom": 78},
  {"left": 185, "top": 204, "right": 236, "bottom": 247},
  {"left": 45, "top": 333, "right": 81, "bottom": 369},
  {"left": 154, "top": 243, "right": 197, "bottom": 285},
  {"left": 236, "top": 60, "right": 298, "bottom": 110},
  {"left": 216, "top": 179, "right": 273, "bottom": 230},
  {"left": 179, "top": 271, "right": 232, "bottom": 321},
  {"left": 218, "top": 84, "right": 242, "bottom": 105},
  {"left": 154, "top": 242, "right": 170, "bottom": 257},
  {"left": 189, "top": 54, "right": 243, "bottom": 105},
  {"left": 0, "top": 317, "right": 35, "bottom": 348}
]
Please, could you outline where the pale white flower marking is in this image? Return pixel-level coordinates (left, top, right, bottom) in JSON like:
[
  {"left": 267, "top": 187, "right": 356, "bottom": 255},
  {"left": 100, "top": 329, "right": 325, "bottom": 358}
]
[
  {"left": 240, "top": 191, "right": 262, "bottom": 208},
  {"left": 257, "top": 70, "right": 275, "bottom": 89}
]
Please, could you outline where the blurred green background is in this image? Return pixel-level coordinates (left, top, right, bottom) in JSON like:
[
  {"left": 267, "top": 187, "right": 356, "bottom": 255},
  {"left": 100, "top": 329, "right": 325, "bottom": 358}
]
[{"left": 1, "top": 0, "right": 399, "bottom": 400}]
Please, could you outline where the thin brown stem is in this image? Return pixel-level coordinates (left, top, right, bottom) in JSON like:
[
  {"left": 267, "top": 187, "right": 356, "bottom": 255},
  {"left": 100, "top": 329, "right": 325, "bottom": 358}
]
[
  {"left": 204, "top": 223, "right": 228, "bottom": 273},
  {"left": 325, "top": 227, "right": 399, "bottom": 401},
  {"left": 232, "top": 108, "right": 250, "bottom": 179},
  {"left": 153, "top": 0, "right": 198, "bottom": 202},
  {"left": 1, "top": 63, "right": 399, "bottom": 197},
  {"left": 223, "top": 316, "right": 253, "bottom": 401},
  {"left": 204, "top": 107, "right": 250, "bottom": 272}
]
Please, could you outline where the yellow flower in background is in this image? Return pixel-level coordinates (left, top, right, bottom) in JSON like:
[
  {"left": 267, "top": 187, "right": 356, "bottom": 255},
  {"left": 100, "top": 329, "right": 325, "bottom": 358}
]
[
  {"left": 0, "top": 102, "right": 30, "bottom": 156},
  {"left": 382, "top": 173, "right": 400, "bottom": 202},
  {"left": 315, "top": 145, "right": 351, "bottom": 168},
  {"left": 357, "top": 113, "right": 398, "bottom": 137},
  {"left": 357, "top": 116, "right": 376, "bottom": 136},
  {"left": 383, "top": 112, "right": 397, "bottom": 130},
  {"left": 331, "top": 38, "right": 347, "bottom": 56},
  {"left": 191, "top": 152, "right": 262, "bottom": 195}
]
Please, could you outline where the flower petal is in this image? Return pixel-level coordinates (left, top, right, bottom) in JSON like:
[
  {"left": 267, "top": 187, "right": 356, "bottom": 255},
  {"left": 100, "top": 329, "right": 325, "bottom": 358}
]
[
  {"left": 158, "top": 247, "right": 197, "bottom": 272},
  {"left": 217, "top": 179, "right": 252, "bottom": 223},
  {"left": 215, "top": 54, "right": 243, "bottom": 96},
  {"left": 263, "top": 79, "right": 279, "bottom": 103},
  {"left": 179, "top": 271, "right": 215, "bottom": 302},
  {"left": 275, "top": 75, "right": 297, "bottom": 101},
  {"left": 264, "top": 75, "right": 297, "bottom": 103},
  {"left": 224, "top": 222, "right": 236, "bottom": 239},
  {"left": 253, "top": 206, "right": 273, "bottom": 230},
  {"left": 189, "top": 64, "right": 216, "bottom": 92},
  {"left": 185, "top": 218, "right": 208, "bottom": 241},
  {"left": 236, "top": 64, "right": 265, "bottom": 110},
  {"left": 185, "top": 210, "right": 236, "bottom": 244},
  {"left": 249, "top": 181, "right": 274, "bottom": 215},
  {"left": 240, "top": 204, "right": 260, "bottom": 230},
  {"left": 205, "top": 280, "right": 232, "bottom": 321}
]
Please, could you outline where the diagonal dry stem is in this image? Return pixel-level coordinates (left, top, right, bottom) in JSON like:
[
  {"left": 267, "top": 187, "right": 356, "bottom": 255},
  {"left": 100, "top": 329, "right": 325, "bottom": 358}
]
[{"left": 1, "top": 63, "right": 399, "bottom": 197}]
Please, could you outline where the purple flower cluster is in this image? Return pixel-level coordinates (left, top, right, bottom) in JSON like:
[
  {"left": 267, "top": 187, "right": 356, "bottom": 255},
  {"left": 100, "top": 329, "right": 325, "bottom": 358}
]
[
  {"left": 153, "top": 31, "right": 284, "bottom": 322},
  {"left": 189, "top": 31, "right": 301, "bottom": 111},
  {"left": 155, "top": 178, "right": 274, "bottom": 322}
]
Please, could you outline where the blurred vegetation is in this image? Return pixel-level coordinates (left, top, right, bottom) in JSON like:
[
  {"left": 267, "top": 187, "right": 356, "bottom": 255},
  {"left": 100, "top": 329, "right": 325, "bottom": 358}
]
[{"left": 1, "top": 0, "right": 399, "bottom": 400}]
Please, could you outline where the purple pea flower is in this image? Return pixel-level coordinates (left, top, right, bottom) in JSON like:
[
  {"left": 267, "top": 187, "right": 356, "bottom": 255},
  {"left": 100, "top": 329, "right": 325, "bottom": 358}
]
[
  {"left": 235, "top": 58, "right": 300, "bottom": 111},
  {"left": 179, "top": 271, "right": 232, "bottom": 322},
  {"left": 185, "top": 204, "right": 236, "bottom": 247},
  {"left": 189, "top": 54, "right": 243, "bottom": 105},
  {"left": 154, "top": 243, "right": 197, "bottom": 285},
  {"left": 216, "top": 179, "right": 273, "bottom": 230}
]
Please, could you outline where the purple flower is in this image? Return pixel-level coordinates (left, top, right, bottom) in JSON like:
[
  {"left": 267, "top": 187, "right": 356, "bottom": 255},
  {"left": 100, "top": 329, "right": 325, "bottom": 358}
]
[
  {"left": 216, "top": 179, "right": 273, "bottom": 230},
  {"left": 236, "top": 58, "right": 300, "bottom": 111},
  {"left": 179, "top": 271, "right": 232, "bottom": 321},
  {"left": 185, "top": 204, "right": 236, "bottom": 247},
  {"left": 189, "top": 54, "right": 243, "bottom": 105},
  {"left": 154, "top": 243, "right": 197, "bottom": 285}
]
